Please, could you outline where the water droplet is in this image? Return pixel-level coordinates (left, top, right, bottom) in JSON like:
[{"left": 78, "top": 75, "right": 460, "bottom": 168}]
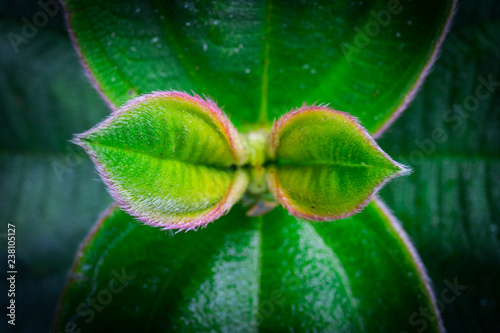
[
  {"left": 186, "top": 22, "right": 191, "bottom": 26},
  {"left": 234, "top": 48, "right": 239, "bottom": 53},
  {"left": 239, "top": 43, "right": 244, "bottom": 48},
  {"left": 396, "top": 32, "right": 401, "bottom": 37},
  {"left": 407, "top": 20, "right": 412, "bottom": 25},
  {"left": 245, "top": 68, "right": 251, "bottom": 74},
  {"left": 310, "top": 69, "right": 316, "bottom": 74},
  {"left": 302, "top": 64, "right": 310, "bottom": 69},
  {"left": 135, "top": 7, "right": 141, "bottom": 13},
  {"left": 130, "top": 46, "right": 137, "bottom": 52},
  {"left": 151, "top": 37, "right": 159, "bottom": 43},
  {"left": 111, "top": 77, "right": 116, "bottom": 82},
  {"left": 111, "top": 32, "right": 116, "bottom": 38},
  {"left": 202, "top": 43, "right": 208, "bottom": 52},
  {"left": 480, "top": 298, "right": 488, "bottom": 307}
]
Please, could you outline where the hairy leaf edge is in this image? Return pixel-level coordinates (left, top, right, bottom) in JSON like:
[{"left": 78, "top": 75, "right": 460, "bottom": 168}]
[
  {"left": 77, "top": 91, "right": 248, "bottom": 165},
  {"left": 63, "top": 1, "right": 117, "bottom": 112},
  {"left": 373, "top": 0, "right": 457, "bottom": 138},
  {"left": 52, "top": 203, "right": 119, "bottom": 332},
  {"left": 373, "top": 198, "right": 445, "bottom": 333}
]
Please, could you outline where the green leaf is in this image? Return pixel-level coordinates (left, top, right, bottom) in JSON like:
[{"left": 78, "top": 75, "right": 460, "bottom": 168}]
[
  {"left": 378, "top": 5, "right": 500, "bottom": 331},
  {"left": 76, "top": 91, "right": 249, "bottom": 230},
  {"left": 64, "top": 0, "right": 455, "bottom": 133},
  {"left": 267, "top": 106, "right": 408, "bottom": 220},
  {"left": 55, "top": 200, "right": 442, "bottom": 332}
]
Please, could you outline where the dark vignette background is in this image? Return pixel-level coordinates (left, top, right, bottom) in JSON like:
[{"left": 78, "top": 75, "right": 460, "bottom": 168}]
[{"left": 0, "top": 0, "right": 498, "bottom": 332}]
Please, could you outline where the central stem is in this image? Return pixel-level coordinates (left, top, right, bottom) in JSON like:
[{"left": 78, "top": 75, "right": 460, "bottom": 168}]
[
  {"left": 241, "top": 129, "right": 275, "bottom": 210},
  {"left": 242, "top": 129, "right": 269, "bottom": 167}
]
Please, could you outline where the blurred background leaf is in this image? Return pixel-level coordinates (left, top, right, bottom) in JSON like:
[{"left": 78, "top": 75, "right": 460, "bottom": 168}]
[
  {"left": 378, "top": 1, "right": 500, "bottom": 331},
  {"left": 0, "top": 1, "right": 111, "bottom": 331}
]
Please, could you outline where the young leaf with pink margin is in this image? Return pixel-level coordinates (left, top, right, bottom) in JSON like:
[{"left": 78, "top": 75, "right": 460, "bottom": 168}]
[
  {"left": 267, "top": 105, "right": 409, "bottom": 221},
  {"left": 75, "top": 91, "right": 248, "bottom": 230}
]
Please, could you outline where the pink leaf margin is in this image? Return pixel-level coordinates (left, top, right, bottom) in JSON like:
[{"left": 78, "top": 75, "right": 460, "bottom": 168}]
[
  {"left": 373, "top": 198, "right": 445, "bottom": 333},
  {"left": 62, "top": 0, "right": 117, "bottom": 112},
  {"left": 373, "top": 0, "right": 457, "bottom": 138}
]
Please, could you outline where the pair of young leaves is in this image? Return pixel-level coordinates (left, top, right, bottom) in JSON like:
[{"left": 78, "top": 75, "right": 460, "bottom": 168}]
[{"left": 77, "top": 91, "right": 408, "bottom": 230}]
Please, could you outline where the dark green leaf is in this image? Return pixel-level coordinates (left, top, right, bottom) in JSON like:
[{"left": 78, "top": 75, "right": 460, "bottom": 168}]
[
  {"left": 0, "top": 20, "right": 111, "bottom": 333},
  {"left": 55, "top": 201, "right": 442, "bottom": 332},
  {"left": 378, "top": 8, "right": 500, "bottom": 332},
  {"left": 64, "top": 0, "right": 454, "bottom": 133}
]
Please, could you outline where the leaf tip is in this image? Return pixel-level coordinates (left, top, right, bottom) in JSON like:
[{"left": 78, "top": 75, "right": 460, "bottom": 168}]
[{"left": 394, "top": 160, "right": 412, "bottom": 177}]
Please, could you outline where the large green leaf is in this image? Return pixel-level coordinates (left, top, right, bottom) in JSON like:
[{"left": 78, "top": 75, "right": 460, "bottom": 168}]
[
  {"left": 0, "top": 19, "right": 111, "bottom": 333},
  {"left": 55, "top": 200, "right": 442, "bottom": 332},
  {"left": 378, "top": 2, "right": 500, "bottom": 331},
  {"left": 64, "top": 0, "right": 454, "bottom": 133}
]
